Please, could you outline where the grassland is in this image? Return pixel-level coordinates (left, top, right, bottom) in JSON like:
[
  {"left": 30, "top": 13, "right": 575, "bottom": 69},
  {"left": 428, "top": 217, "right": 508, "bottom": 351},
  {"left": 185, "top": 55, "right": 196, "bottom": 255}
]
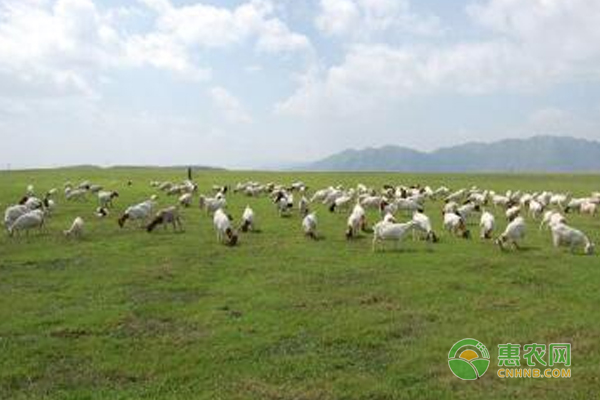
[{"left": 1, "top": 168, "right": 599, "bottom": 399}]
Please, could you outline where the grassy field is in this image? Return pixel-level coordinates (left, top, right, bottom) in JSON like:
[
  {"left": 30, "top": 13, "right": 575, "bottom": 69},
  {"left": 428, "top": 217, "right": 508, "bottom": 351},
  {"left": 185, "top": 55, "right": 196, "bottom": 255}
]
[{"left": 1, "top": 168, "right": 599, "bottom": 399}]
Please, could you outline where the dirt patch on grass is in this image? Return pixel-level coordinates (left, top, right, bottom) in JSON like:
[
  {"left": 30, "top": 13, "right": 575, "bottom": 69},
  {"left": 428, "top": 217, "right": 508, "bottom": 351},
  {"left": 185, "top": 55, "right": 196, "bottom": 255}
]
[{"left": 109, "top": 313, "right": 209, "bottom": 344}]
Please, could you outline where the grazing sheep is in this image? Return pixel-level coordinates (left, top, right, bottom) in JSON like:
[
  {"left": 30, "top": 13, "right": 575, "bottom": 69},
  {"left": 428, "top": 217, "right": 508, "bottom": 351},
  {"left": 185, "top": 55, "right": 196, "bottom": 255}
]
[
  {"left": 7, "top": 209, "right": 45, "bottom": 237},
  {"left": 443, "top": 201, "right": 459, "bottom": 214},
  {"left": 457, "top": 202, "right": 481, "bottom": 223},
  {"left": 360, "top": 195, "right": 384, "bottom": 210},
  {"left": 274, "top": 191, "right": 293, "bottom": 217},
  {"left": 528, "top": 200, "right": 544, "bottom": 219},
  {"left": 445, "top": 189, "right": 466, "bottom": 203},
  {"left": 505, "top": 205, "right": 520, "bottom": 221},
  {"left": 372, "top": 220, "right": 418, "bottom": 251},
  {"left": 147, "top": 207, "right": 183, "bottom": 232},
  {"left": 302, "top": 212, "right": 318, "bottom": 239},
  {"left": 4, "top": 204, "right": 30, "bottom": 229},
  {"left": 118, "top": 200, "right": 155, "bottom": 228},
  {"left": 213, "top": 208, "right": 238, "bottom": 246},
  {"left": 580, "top": 201, "right": 597, "bottom": 216},
  {"left": 550, "top": 223, "right": 594, "bottom": 255},
  {"left": 98, "top": 191, "right": 119, "bottom": 208},
  {"left": 346, "top": 206, "right": 367, "bottom": 239},
  {"left": 496, "top": 216, "right": 526, "bottom": 250},
  {"left": 492, "top": 194, "right": 510, "bottom": 208},
  {"left": 298, "top": 196, "right": 309, "bottom": 217},
  {"left": 199, "top": 195, "right": 226, "bottom": 215},
  {"left": 178, "top": 193, "right": 193, "bottom": 207},
  {"left": 443, "top": 212, "right": 470, "bottom": 239},
  {"left": 240, "top": 205, "right": 255, "bottom": 232},
  {"left": 21, "top": 196, "right": 43, "bottom": 210},
  {"left": 540, "top": 211, "right": 566, "bottom": 231},
  {"left": 329, "top": 194, "right": 353, "bottom": 213},
  {"left": 89, "top": 184, "right": 103, "bottom": 193},
  {"left": 95, "top": 207, "right": 109, "bottom": 218},
  {"left": 64, "top": 217, "right": 84, "bottom": 238},
  {"left": 412, "top": 211, "right": 438, "bottom": 242},
  {"left": 480, "top": 211, "right": 495, "bottom": 239},
  {"left": 65, "top": 188, "right": 88, "bottom": 201}
]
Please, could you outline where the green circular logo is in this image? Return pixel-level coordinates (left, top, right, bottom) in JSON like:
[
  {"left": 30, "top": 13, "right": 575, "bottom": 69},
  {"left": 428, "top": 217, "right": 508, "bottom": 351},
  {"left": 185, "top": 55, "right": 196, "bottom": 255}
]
[{"left": 448, "top": 338, "right": 490, "bottom": 380}]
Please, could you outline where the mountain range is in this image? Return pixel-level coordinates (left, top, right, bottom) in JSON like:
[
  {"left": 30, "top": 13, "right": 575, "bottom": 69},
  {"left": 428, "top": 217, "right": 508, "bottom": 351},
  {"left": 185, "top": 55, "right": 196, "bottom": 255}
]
[{"left": 297, "top": 136, "right": 600, "bottom": 172}]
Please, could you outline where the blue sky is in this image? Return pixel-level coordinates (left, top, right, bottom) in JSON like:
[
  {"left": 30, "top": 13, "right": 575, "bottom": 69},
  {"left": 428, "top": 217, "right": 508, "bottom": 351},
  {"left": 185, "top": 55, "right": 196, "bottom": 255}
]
[{"left": 1, "top": 0, "right": 600, "bottom": 169}]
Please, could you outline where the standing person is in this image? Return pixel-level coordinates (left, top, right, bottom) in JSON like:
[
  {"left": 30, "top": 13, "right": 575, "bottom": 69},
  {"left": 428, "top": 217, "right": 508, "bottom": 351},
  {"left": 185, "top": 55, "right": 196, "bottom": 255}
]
[{"left": 187, "top": 167, "right": 192, "bottom": 181}]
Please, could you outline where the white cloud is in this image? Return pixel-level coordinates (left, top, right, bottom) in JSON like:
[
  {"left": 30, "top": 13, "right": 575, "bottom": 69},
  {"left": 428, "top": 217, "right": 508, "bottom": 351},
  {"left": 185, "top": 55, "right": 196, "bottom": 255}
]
[
  {"left": 0, "top": 0, "right": 121, "bottom": 98},
  {"left": 315, "top": 0, "right": 443, "bottom": 39},
  {"left": 0, "top": 0, "right": 309, "bottom": 98},
  {"left": 136, "top": 0, "right": 311, "bottom": 53},
  {"left": 210, "top": 86, "right": 253, "bottom": 124},
  {"left": 281, "top": 0, "right": 600, "bottom": 118}
]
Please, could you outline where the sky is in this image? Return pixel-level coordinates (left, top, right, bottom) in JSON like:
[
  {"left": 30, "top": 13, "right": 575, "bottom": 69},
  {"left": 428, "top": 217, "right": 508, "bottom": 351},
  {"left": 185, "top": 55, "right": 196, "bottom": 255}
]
[{"left": 2, "top": 0, "right": 600, "bottom": 169}]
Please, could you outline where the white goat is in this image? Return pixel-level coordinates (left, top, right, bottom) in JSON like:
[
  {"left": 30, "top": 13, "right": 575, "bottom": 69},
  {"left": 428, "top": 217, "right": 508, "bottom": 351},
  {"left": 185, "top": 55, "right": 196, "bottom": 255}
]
[
  {"left": 302, "top": 212, "right": 318, "bottom": 239},
  {"left": 199, "top": 195, "right": 226, "bottom": 215},
  {"left": 496, "top": 216, "right": 526, "bottom": 250},
  {"left": 98, "top": 191, "right": 119, "bottom": 208},
  {"left": 412, "top": 211, "right": 438, "bottom": 242},
  {"left": 480, "top": 211, "right": 495, "bottom": 239},
  {"left": 240, "top": 206, "right": 255, "bottom": 232},
  {"left": 64, "top": 217, "right": 84, "bottom": 238},
  {"left": 213, "top": 208, "right": 238, "bottom": 245},
  {"left": 443, "top": 212, "right": 470, "bottom": 238},
  {"left": 550, "top": 223, "right": 594, "bottom": 255},
  {"left": 372, "top": 220, "right": 418, "bottom": 251},
  {"left": 8, "top": 209, "right": 45, "bottom": 236},
  {"left": 118, "top": 200, "right": 155, "bottom": 228}
]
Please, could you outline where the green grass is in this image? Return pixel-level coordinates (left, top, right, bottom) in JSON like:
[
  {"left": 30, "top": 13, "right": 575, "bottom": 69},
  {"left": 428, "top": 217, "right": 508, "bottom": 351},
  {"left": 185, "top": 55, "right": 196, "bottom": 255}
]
[{"left": 1, "top": 168, "right": 599, "bottom": 399}]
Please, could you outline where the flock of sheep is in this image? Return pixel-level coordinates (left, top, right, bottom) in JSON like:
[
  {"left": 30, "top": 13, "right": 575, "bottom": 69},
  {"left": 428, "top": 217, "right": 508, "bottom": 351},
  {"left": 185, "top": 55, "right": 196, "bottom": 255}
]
[{"left": 3, "top": 178, "right": 598, "bottom": 255}]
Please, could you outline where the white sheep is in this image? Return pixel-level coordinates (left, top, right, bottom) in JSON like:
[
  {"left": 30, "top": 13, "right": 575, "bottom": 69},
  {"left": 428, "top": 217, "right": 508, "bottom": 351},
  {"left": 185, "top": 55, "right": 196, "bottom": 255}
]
[
  {"left": 360, "top": 195, "right": 384, "bottom": 210},
  {"left": 178, "top": 193, "right": 193, "bottom": 207},
  {"left": 95, "top": 207, "right": 109, "bottom": 218},
  {"left": 540, "top": 211, "right": 566, "bottom": 231},
  {"left": 213, "top": 208, "right": 238, "bottom": 245},
  {"left": 97, "top": 191, "right": 119, "bottom": 208},
  {"left": 496, "top": 216, "right": 526, "bottom": 250},
  {"left": 4, "top": 204, "right": 29, "bottom": 229},
  {"left": 302, "top": 212, "right": 318, "bottom": 239},
  {"left": 505, "top": 205, "right": 520, "bottom": 221},
  {"left": 298, "top": 196, "right": 309, "bottom": 217},
  {"left": 528, "top": 200, "right": 544, "bottom": 219},
  {"left": 443, "top": 212, "right": 470, "bottom": 238},
  {"left": 580, "top": 201, "right": 597, "bottom": 216},
  {"left": 412, "top": 211, "right": 438, "bottom": 242},
  {"left": 346, "top": 206, "right": 367, "bottom": 239},
  {"left": 64, "top": 217, "right": 84, "bottom": 238},
  {"left": 550, "top": 223, "right": 594, "bottom": 255},
  {"left": 65, "top": 188, "right": 88, "bottom": 201},
  {"left": 372, "top": 220, "right": 418, "bottom": 251},
  {"left": 274, "top": 191, "right": 293, "bottom": 217},
  {"left": 118, "top": 200, "right": 155, "bottom": 228},
  {"left": 199, "top": 195, "right": 226, "bottom": 215},
  {"left": 480, "top": 211, "right": 495, "bottom": 239},
  {"left": 457, "top": 202, "right": 481, "bottom": 222},
  {"left": 329, "top": 194, "right": 353, "bottom": 213},
  {"left": 240, "top": 205, "right": 255, "bottom": 232},
  {"left": 147, "top": 207, "right": 183, "bottom": 232},
  {"left": 8, "top": 209, "right": 45, "bottom": 237}
]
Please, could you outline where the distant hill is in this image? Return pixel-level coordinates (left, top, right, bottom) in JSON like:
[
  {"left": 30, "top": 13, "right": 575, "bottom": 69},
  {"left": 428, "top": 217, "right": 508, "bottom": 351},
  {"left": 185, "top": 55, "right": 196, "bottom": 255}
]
[{"left": 299, "top": 136, "right": 600, "bottom": 172}]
